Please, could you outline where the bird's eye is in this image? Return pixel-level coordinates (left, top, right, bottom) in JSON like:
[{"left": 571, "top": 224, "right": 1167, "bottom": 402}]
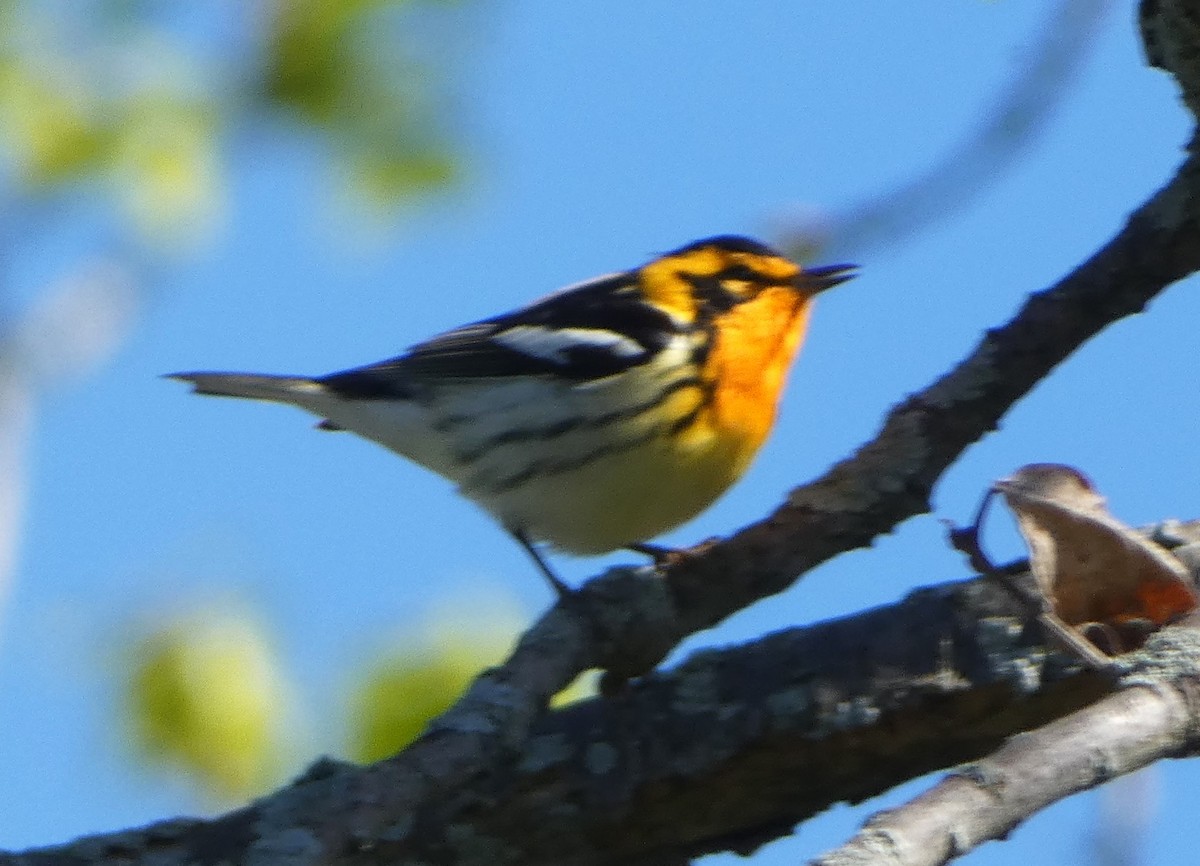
[
  {"left": 717, "top": 263, "right": 763, "bottom": 282},
  {"left": 682, "top": 273, "right": 740, "bottom": 313}
]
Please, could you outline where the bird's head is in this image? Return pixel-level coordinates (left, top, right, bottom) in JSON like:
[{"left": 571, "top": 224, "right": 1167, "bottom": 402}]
[{"left": 637, "top": 234, "right": 855, "bottom": 324}]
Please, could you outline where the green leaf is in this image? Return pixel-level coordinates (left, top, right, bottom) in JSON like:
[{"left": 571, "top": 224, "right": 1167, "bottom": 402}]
[{"left": 124, "top": 611, "right": 290, "bottom": 801}]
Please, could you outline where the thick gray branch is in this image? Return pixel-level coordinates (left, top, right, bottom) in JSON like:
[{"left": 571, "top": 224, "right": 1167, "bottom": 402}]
[
  {"left": 0, "top": 566, "right": 1107, "bottom": 866},
  {"left": 7, "top": 524, "right": 1200, "bottom": 866},
  {"left": 813, "top": 622, "right": 1200, "bottom": 866}
]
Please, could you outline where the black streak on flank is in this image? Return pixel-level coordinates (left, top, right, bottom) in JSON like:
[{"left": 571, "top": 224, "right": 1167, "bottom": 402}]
[
  {"left": 451, "top": 375, "right": 706, "bottom": 464},
  {"left": 483, "top": 425, "right": 663, "bottom": 494},
  {"left": 666, "top": 380, "right": 714, "bottom": 436},
  {"left": 480, "top": 380, "right": 715, "bottom": 494}
]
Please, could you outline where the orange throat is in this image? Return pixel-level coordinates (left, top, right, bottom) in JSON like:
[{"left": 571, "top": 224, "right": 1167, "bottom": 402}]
[{"left": 703, "top": 287, "right": 813, "bottom": 465}]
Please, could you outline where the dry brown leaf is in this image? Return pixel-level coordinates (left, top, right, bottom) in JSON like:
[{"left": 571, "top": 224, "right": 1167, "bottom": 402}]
[{"left": 996, "top": 463, "right": 1199, "bottom": 631}]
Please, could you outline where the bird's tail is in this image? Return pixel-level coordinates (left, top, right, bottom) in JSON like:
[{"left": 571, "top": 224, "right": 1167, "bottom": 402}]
[{"left": 167, "top": 372, "right": 326, "bottom": 404}]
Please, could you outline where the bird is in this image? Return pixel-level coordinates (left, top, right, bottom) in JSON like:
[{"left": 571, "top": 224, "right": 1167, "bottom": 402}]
[{"left": 170, "top": 235, "right": 855, "bottom": 595}]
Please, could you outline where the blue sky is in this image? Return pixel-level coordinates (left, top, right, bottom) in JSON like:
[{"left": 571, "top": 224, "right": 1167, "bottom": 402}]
[{"left": 2, "top": 2, "right": 1197, "bottom": 863}]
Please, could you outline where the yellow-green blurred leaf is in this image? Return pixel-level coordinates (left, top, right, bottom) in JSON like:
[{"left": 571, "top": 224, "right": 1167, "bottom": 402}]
[
  {"left": 263, "top": 0, "right": 462, "bottom": 207},
  {"left": 550, "top": 670, "right": 597, "bottom": 709},
  {"left": 111, "top": 95, "right": 223, "bottom": 247},
  {"left": 345, "top": 148, "right": 457, "bottom": 209},
  {"left": 347, "top": 595, "right": 523, "bottom": 763},
  {"left": 0, "top": 60, "right": 106, "bottom": 186},
  {"left": 0, "top": 0, "right": 466, "bottom": 236},
  {"left": 124, "top": 611, "right": 289, "bottom": 801},
  {"left": 265, "top": 0, "right": 390, "bottom": 123},
  {"left": 348, "top": 649, "right": 481, "bottom": 763},
  {"left": 346, "top": 594, "right": 597, "bottom": 763}
]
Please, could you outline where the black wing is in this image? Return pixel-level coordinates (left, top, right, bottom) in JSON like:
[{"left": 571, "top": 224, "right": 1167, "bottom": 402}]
[{"left": 321, "top": 270, "right": 683, "bottom": 399}]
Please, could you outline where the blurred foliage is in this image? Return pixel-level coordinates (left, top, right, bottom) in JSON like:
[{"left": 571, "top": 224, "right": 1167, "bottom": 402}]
[
  {"left": 0, "top": 0, "right": 478, "bottom": 806},
  {"left": 112, "top": 93, "right": 222, "bottom": 246},
  {"left": 0, "top": 56, "right": 105, "bottom": 187},
  {"left": 348, "top": 599, "right": 594, "bottom": 763},
  {"left": 265, "top": 0, "right": 460, "bottom": 206},
  {"left": 0, "top": 0, "right": 466, "bottom": 251},
  {"left": 118, "top": 592, "right": 599, "bottom": 800},
  {"left": 0, "top": 0, "right": 577, "bottom": 809},
  {"left": 347, "top": 597, "right": 526, "bottom": 763},
  {"left": 349, "top": 642, "right": 497, "bottom": 763},
  {"left": 124, "top": 610, "right": 291, "bottom": 802}
]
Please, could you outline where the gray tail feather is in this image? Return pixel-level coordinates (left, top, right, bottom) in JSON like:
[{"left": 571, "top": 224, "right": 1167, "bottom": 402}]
[{"left": 166, "top": 372, "right": 326, "bottom": 404}]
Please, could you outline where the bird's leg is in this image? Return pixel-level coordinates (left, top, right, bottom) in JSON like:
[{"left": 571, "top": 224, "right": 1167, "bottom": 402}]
[{"left": 512, "top": 529, "right": 572, "bottom": 598}]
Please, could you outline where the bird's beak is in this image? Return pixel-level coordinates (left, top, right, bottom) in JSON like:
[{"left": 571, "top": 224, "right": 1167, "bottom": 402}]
[{"left": 797, "top": 263, "right": 857, "bottom": 295}]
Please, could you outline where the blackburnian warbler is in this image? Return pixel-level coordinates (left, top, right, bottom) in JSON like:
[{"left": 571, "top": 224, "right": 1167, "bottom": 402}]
[{"left": 171, "top": 236, "right": 854, "bottom": 594}]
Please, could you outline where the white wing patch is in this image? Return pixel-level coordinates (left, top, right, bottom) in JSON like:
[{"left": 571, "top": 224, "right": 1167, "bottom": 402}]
[{"left": 494, "top": 325, "right": 644, "bottom": 364}]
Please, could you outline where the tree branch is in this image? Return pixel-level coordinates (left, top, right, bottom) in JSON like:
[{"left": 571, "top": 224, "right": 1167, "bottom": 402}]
[
  {"left": 659, "top": 149, "right": 1200, "bottom": 648},
  {"left": 8, "top": 524, "right": 1200, "bottom": 866},
  {"left": 812, "top": 620, "right": 1200, "bottom": 866}
]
